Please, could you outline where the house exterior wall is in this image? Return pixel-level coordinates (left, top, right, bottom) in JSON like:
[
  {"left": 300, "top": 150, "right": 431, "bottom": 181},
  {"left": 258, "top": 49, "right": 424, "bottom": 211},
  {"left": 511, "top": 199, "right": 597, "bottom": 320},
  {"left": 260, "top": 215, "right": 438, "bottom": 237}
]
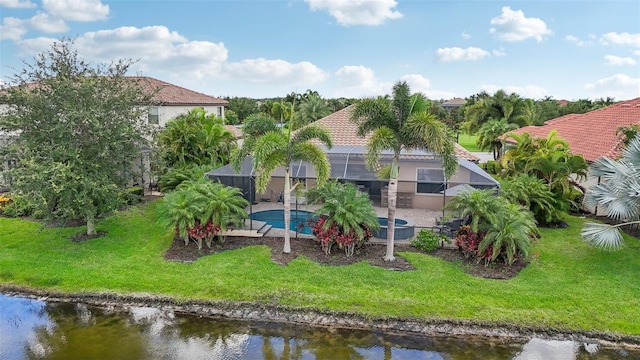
[
  {"left": 256, "top": 158, "right": 489, "bottom": 211},
  {"left": 153, "top": 105, "right": 225, "bottom": 127}
]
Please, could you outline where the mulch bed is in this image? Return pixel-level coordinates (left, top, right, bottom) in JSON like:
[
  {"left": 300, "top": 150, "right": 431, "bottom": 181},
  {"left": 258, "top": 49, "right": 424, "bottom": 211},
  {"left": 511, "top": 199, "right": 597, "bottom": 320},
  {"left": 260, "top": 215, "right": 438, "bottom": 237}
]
[{"left": 163, "top": 236, "right": 528, "bottom": 279}]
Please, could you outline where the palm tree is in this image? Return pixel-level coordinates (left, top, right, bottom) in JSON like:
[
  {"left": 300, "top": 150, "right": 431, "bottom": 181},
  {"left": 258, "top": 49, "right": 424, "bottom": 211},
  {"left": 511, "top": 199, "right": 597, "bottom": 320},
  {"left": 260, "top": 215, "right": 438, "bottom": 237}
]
[
  {"left": 307, "top": 181, "right": 380, "bottom": 256},
  {"left": 476, "top": 118, "right": 518, "bottom": 160},
  {"left": 291, "top": 94, "right": 331, "bottom": 130},
  {"left": 444, "top": 188, "right": 503, "bottom": 233},
  {"left": 156, "top": 189, "right": 204, "bottom": 245},
  {"left": 479, "top": 202, "right": 538, "bottom": 265},
  {"left": 234, "top": 118, "right": 333, "bottom": 253},
  {"left": 158, "top": 107, "right": 236, "bottom": 168},
  {"left": 351, "top": 81, "right": 457, "bottom": 261},
  {"left": 583, "top": 135, "right": 640, "bottom": 250},
  {"left": 177, "top": 179, "right": 249, "bottom": 246},
  {"left": 463, "top": 90, "right": 531, "bottom": 150}
]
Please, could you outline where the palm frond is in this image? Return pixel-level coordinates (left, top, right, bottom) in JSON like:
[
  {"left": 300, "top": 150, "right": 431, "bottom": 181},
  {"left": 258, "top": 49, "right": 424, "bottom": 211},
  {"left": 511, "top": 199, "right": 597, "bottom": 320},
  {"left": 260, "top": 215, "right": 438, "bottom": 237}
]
[{"left": 581, "top": 222, "right": 625, "bottom": 251}]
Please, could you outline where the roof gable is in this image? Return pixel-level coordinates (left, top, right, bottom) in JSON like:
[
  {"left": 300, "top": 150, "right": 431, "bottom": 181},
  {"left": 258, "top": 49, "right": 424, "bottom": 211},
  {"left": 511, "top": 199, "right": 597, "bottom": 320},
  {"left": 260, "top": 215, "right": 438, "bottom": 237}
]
[{"left": 506, "top": 97, "right": 640, "bottom": 162}]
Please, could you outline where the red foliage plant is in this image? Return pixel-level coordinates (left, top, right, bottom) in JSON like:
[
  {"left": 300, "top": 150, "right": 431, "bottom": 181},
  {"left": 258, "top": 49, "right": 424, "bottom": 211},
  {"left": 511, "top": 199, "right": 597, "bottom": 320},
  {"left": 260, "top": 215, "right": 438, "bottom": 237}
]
[{"left": 309, "top": 217, "right": 372, "bottom": 257}]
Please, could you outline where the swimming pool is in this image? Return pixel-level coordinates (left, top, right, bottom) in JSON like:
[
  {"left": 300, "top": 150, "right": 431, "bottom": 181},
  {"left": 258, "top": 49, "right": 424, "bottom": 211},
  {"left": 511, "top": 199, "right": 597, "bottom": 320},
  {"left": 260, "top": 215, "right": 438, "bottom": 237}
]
[
  {"left": 250, "top": 209, "right": 315, "bottom": 235},
  {"left": 251, "top": 210, "right": 415, "bottom": 239}
]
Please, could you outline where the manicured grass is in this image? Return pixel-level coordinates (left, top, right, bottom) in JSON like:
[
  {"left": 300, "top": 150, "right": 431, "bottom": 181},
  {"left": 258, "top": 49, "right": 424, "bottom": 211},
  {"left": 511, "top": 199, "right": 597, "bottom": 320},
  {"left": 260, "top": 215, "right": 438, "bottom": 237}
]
[
  {"left": 1, "top": 202, "right": 640, "bottom": 336},
  {"left": 457, "top": 133, "right": 481, "bottom": 152}
]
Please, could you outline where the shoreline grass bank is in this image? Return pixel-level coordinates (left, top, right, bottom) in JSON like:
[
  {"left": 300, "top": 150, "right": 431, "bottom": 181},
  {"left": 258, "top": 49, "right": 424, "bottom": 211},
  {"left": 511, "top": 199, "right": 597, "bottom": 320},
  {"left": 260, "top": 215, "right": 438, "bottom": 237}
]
[{"left": 1, "top": 201, "right": 639, "bottom": 341}]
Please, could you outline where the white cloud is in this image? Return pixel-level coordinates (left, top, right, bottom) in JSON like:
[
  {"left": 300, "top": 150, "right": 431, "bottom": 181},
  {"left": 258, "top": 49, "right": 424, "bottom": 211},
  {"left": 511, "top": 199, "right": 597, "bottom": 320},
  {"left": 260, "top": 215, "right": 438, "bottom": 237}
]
[
  {"left": 0, "top": 13, "right": 68, "bottom": 41},
  {"left": 0, "top": 0, "right": 36, "bottom": 8},
  {"left": 634, "top": 49, "right": 640, "bottom": 57},
  {"left": 462, "top": 31, "right": 471, "bottom": 39},
  {"left": 0, "top": 17, "right": 28, "bottom": 41},
  {"left": 334, "top": 65, "right": 391, "bottom": 97},
  {"left": 435, "top": 47, "right": 490, "bottom": 62},
  {"left": 583, "top": 74, "right": 640, "bottom": 100},
  {"left": 604, "top": 55, "right": 637, "bottom": 66},
  {"left": 492, "top": 48, "right": 506, "bottom": 57},
  {"left": 16, "top": 26, "right": 327, "bottom": 89},
  {"left": 490, "top": 6, "right": 552, "bottom": 42},
  {"left": 600, "top": 32, "right": 640, "bottom": 48},
  {"left": 481, "top": 84, "right": 548, "bottom": 99},
  {"left": 400, "top": 74, "right": 430, "bottom": 92},
  {"left": 305, "top": 0, "right": 402, "bottom": 26},
  {"left": 41, "top": 0, "right": 109, "bottom": 22},
  {"left": 400, "top": 74, "right": 455, "bottom": 99},
  {"left": 222, "top": 59, "right": 328, "bottom": 85},
  {"left": 29, "top": 12, "right": 69, "bottom": 33},
  {"left": 564, "top": 35, "right": 591, "bottom": 46}
]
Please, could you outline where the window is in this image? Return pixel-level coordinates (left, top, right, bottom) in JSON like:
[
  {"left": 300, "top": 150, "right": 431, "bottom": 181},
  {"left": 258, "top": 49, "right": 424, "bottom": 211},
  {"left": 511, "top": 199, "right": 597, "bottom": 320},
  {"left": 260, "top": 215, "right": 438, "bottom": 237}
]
[
  {"left": 416, "top": 168, "right": 445, "bottom": 194},
  {"left": 217, "top": 107, "right": 223, "bottom": 117},
  {"left": 148, "top": 106, "right": 159, "bottom": 125}
]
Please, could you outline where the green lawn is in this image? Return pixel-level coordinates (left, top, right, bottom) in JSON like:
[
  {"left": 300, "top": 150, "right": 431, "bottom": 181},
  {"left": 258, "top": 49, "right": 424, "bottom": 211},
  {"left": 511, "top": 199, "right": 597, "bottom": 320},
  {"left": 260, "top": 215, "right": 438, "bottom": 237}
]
[
  {"left": 1, "top": 201, "right": 639, "bottom": 336},
  {"left": 457, "top": 133, "right": 481, "bottom": 152}
]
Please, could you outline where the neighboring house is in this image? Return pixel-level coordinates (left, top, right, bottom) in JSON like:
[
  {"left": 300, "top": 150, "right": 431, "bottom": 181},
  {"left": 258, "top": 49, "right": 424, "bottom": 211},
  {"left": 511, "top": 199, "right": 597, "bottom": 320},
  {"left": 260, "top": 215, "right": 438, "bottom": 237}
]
[
  {"left": 133, "top": 76, "right": 228, "bottom": 127},
  {"left": 207, "top": 105, "right": 499, "bottom": 210},
  {"left": 0, "top": 76, "right": 229, "bottom": 189},
  {"left": 441, "top": 98, "right": 466, "bottom": 110},
  {"left": 505, "top": 97, "right": 640, "bottom": 212}
]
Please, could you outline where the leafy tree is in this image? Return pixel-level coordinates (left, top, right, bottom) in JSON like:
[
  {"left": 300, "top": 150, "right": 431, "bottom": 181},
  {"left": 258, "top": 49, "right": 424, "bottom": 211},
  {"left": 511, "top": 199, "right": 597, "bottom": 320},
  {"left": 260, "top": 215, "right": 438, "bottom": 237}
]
[
  {"left": 0, "top": 39, "right": 152, "bottom": 235},
  {"left": 225, "top": 97, "right": 259, "bottom": 122},
  {"left": 583, "top": 134, "right": 640, "bottom": 250},
  {"left": 157, "top": 107, "right": 236, "bottom": 170},
  {"left": 291, "top": 93, "right": 331, "bottom": 130},
  {"left": 233, "top": 120, "right": 333, "bottom": 253},
  {"left": 351, "top": 81, "right": 457, "bottom": 261}
]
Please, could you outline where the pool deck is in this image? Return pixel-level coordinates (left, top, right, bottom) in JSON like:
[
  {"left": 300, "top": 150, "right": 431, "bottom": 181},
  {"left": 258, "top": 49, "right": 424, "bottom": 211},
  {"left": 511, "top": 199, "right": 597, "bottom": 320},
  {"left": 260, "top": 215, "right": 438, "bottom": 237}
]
[{"left": 246, "top": 201, "right": 444, "bottom": 244}]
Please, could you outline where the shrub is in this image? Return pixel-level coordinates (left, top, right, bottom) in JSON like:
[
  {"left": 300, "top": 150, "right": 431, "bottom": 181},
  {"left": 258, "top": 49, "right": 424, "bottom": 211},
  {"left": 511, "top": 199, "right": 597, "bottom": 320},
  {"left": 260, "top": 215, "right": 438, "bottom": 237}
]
[
  {"left": 0, "top": 194, "right": 34, "bottom": 218},
  {"left": 483, "top": 160, "right": 502, "bottom": 175},
  {"left": 455, "top": 225, "right": 489, "bottom": 260},
  {"left": 125, "top": 186, "right": 144, "bottom": 204},
  {"left": 310, "top": 216, "right": 373, "bottom": 257},
  {"left": 411, "top": 229, "right": 448, "bottom": 252}
]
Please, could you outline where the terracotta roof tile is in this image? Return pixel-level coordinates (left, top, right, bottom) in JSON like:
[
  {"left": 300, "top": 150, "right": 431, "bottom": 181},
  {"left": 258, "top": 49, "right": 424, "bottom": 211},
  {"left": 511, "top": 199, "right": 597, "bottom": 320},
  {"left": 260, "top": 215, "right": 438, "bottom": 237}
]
[
  {"left": 506, "top": 97, "right": 640, "bottom": 162},
  {"left": 131, "top": 76, "right": 228, "bottom": 106},
  {"left": 309, "top": 105, "right": 479, "bottom": 162},
  {"left": 224, "top": 125, "right": 243, "bottom": 138}
]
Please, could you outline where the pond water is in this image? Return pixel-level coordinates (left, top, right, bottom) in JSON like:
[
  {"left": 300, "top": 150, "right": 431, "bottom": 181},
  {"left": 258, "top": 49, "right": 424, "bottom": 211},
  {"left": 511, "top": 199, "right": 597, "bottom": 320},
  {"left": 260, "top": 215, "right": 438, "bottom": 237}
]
[{"left": 1, "top": 293, "right": 637, "bottom": 360}]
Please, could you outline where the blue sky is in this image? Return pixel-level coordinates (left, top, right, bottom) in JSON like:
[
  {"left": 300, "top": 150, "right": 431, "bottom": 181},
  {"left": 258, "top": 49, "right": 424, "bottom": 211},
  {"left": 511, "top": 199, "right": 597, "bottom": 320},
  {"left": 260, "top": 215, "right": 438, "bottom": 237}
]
[{"left": 1, "top": 0, "right": 639, "bottom": 101}]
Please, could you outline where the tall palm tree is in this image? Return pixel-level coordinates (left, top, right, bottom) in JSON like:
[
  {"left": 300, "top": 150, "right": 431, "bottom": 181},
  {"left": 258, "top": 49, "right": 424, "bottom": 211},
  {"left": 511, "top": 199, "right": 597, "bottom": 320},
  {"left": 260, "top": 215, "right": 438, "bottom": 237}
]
[
  {"left": 351, "top": 81, "right": 457, "bottom": 261},
  {"left": 583, "top": 135, "right": 640, "bottom": 250},
  {"left": 233, "top": 116, "right": 333, "bottom": 253}
]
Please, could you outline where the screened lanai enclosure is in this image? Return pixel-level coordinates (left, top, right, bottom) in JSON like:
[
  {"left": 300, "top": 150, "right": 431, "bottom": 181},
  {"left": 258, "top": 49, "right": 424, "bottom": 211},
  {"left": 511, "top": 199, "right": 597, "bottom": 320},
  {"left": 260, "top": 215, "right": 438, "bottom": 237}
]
[{"left": 206, "top": 146, "right": 499, "bottom": 211}]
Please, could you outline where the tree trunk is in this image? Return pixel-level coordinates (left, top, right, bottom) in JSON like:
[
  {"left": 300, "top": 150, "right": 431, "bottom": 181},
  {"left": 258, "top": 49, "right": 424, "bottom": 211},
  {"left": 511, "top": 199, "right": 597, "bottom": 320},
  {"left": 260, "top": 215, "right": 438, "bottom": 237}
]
[
  {"left": 86, "top": 215, "right": 96, "bottom": 236},
  {"left": 283, "top": 168, "right": 292, "bottom": 253},
  {"left": 385, "top": 177, "right": 398, "bottom": 261},
  {"left": 183, "top": 232, "right": 189, "bottom": 246}
]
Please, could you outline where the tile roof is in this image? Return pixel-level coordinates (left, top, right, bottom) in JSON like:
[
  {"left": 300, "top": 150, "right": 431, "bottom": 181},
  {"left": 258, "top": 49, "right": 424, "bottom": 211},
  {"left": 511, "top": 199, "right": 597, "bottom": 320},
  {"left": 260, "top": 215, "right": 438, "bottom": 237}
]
[
  {"left": 131, "top": 76, "right": 228, "bottom": 106},
  {"left": 441, "top": 97, "right": 467, "bottom": 107},
  {"left": 224, "top": 125, "right": 243, "bottom": 138},
  {"left": 505, "top": 97, "right": 640, "bottom": 162},
  {"left": 309, "top": 105, "right": 480, "bottom": 162}
]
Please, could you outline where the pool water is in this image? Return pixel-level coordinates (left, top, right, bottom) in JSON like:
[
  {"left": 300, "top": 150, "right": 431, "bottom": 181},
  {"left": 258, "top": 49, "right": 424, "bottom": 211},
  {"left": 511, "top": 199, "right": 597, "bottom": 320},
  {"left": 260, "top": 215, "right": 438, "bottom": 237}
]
[{"left": 250, "top": 209, "right": 315, "bottom": 234}]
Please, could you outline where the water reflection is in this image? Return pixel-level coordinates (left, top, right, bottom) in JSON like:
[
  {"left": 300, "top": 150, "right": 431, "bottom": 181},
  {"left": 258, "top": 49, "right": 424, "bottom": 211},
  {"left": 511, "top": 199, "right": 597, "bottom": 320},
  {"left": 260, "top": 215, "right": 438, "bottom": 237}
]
[{"left": 0, "top": 294, "right": 637, "bottom": 360}]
